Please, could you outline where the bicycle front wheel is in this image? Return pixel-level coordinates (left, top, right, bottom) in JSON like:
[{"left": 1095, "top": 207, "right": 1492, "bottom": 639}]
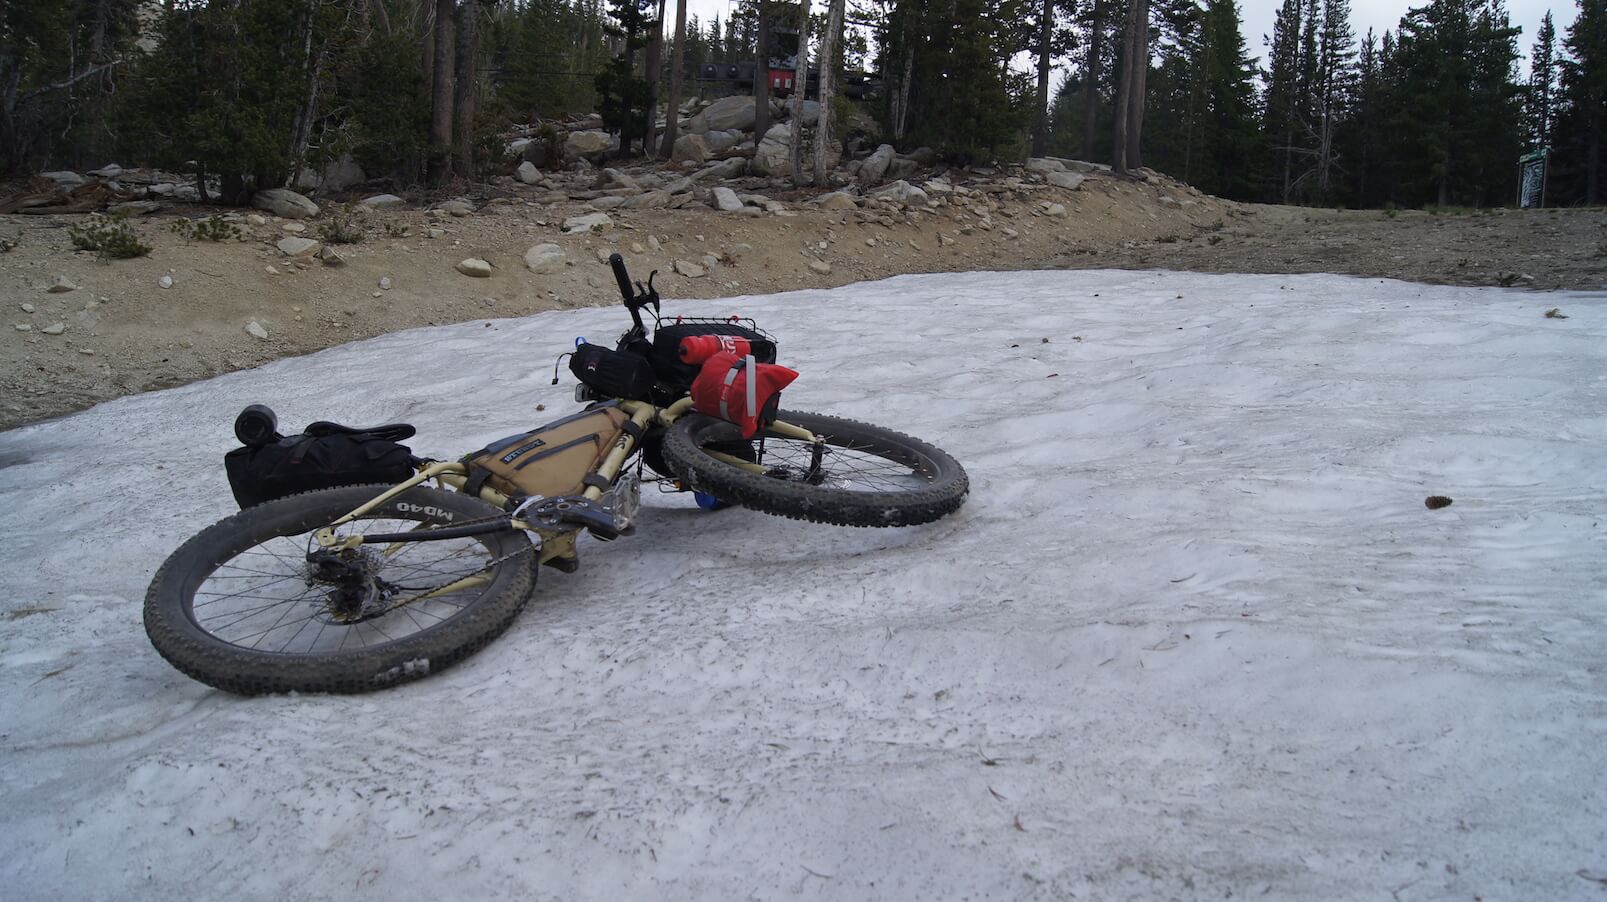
[
  {"left": 661, "top": 410, "right": 969, "bottom": 527},
  {"left": 144, "top": 484, "right": 535, "bottom": 695}
]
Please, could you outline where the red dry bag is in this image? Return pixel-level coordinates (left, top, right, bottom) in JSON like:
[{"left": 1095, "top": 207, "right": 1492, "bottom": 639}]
[
  {"left": 679, "top": 333, "right": 754, "bottom": 364},
  {"left": 690, "top": 351, "right": 799, "bottom": 438}
]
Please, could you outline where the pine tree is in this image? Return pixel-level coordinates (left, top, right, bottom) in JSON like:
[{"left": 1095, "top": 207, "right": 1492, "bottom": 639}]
[
  {"left": 1262, "top": 0, "right": 1303, "bottom": 199},
  {"left": 1313, "top": 0, "right": 1355, "bottom": 200},
  {"left": 1525, "top": 10, "right": 1557, "bottom": 149},
  {"left": 595, "top": 0, "right": 659, "bottom": 155},
  {"left": 1556, "top": 0, "right": 1606, "bottom": 203}
]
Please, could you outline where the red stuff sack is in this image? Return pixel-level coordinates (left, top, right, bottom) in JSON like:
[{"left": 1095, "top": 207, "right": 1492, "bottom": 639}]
[{"left": 690, "top": 351, "right": 799, "bottom": 438}]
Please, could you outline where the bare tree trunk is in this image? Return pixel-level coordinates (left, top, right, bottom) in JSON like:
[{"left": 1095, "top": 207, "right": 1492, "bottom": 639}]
[
  {"left": 427, "top": 0, "right": 455, "bottom": 185},
  {"left": 1032, "top": 0, "right": 1053, "bottom": 157},
  {"left": 286, "top": 22, "right": 319, "bottom": 189},
  {"left": 453, "top": 0, "right": 479, "bottom": 179},
  {"left": 813, "top": 0, "right": 844, "bottom": 185},
  {"left": 370, "top": 0, "right": 393, "bottom": 35},
  {"left": 1124, "top": 0, "right": 1147, "bottom": 171},
  {"left": 753, "top": 1, "right": 771, "bottom": 139},
  {"left": 788, "top": 0, "right": 810, "bottom": 184},
  {"left": 659, "top": 0, "right": 689, "bottom": 158},
  {"left": 1082, "top": 0, "right": 1102, "bottom": 159},
  {"left": 1112, "top": 0, "right": 1134, "bottom": 174},
  {"left": 642, "top": 0, "right": 665, "bottom": 156},
  {"left": 890, "top": 51, "right": 913, "bottom": 140}
]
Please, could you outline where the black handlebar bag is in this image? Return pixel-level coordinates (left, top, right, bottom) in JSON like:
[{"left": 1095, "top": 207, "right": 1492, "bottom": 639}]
[{"left": 223, "top": 407, "right": 417, "bottom": 509}]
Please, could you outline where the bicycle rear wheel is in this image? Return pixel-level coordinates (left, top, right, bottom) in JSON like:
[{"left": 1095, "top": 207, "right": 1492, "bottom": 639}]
[
  {"left": 144, "top": 484, "right": 535, "bottom": 695},
  {"left": 661, "top": 410, "right": 968, "bottom": 527}
]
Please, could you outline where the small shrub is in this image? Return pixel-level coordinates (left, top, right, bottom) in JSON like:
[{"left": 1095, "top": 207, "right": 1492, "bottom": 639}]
[
  {"left": 318, "top": 206, "right": 367, "bottom": 244},
  {"left": 383, "top": 221, "right": 410, "bottom": 238},
  {"left": 169, "top": 215, "right": 241, "bottom": 243},
  {"left": 68, "top": 213, "right": 151, "bottom": 259},
  {"left": 0, "top": 231, "right": 18, "bottom": 253}
]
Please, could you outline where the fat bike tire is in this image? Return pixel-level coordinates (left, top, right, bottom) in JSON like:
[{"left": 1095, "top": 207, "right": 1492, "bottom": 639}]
[
  {"left": 662, "top": 410, "right": 968, "bottom": 528},
  {"left": 143, "top": 484, "right": 535, "bottom": 696}
]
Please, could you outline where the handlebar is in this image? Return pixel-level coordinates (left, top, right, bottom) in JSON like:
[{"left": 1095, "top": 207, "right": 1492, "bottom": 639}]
[{"left": 609, "top": 253, "right": 634, "bottom": 305}]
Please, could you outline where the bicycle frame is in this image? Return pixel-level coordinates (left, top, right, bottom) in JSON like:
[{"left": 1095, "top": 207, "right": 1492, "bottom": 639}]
[{"left": 310, "top": 395, "right": 824, "bottom": 571}]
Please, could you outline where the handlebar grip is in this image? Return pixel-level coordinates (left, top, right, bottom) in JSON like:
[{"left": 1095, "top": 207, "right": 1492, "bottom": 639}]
[{"left": 608, "top": 253, "right": 634, "bottom": 303}]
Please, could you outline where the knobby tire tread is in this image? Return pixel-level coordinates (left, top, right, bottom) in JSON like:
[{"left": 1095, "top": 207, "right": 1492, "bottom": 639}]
[
  {"left": 662, "top": 410, "right": 968, "bottom": 527},
  {"left": 144, "top": 484, "right": 534, "bottom": 696}
]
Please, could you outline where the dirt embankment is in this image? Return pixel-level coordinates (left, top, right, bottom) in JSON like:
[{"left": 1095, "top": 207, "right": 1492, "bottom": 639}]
[{"left": 2, "top": 166, "right": 1603, "bottom": 432}]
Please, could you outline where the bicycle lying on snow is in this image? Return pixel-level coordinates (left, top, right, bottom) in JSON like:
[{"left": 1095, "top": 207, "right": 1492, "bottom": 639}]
[{"left": 144, "top": 255, "right": 969, "bottom": 695}]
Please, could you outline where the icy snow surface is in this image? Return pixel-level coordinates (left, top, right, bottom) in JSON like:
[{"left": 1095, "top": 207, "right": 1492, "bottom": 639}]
[{"left": 1, "top": 270, "right": 1605, "bottom": 900}]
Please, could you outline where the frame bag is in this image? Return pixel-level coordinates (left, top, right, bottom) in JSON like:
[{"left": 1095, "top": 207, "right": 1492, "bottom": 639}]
[{"left": 463, "top": 404, "right": 632, "bottom": 501}]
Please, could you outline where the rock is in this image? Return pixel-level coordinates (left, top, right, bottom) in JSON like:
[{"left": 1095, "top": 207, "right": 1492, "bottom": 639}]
[
  {"left": 108, "top": 200, "right": 160, "bottom": 216},
  {"left": 704, "top": 130, "right": 742, "bottom": 154},
  {"left": 508, "top": 138, "right": 532, "bottom": 156},
  {"left": 737, "top": 206, "right": 764, "bottom": 217},
  {"left": 871, "top": 180, "right": 929, "bottom": 206},
  {"left": 648, "top": 236, "right": 662, "bottom": 252},
  {"left": 622, "top": 190, "right": 672, "bottom": 209},
  {"left": 265, "top": 264, "right": 280, "bottom": 275},
  {"left": 923, "top": 179, "right": 955, "bottom": 195},
  {"left": 148, "top": 183, "right": 175, "bottom": 196},
  {"left": 672, "top": 259, "right": 706, "bottom": 278},
  {"left": 712, "top": 187, "right": 745, "bottom": 212},
  {"left": 672, "top": 133, "right": 711, "bottom": 164},
  {"left": 456, "top": 258, "right": 493, "bottom": 278},
  {"left": 245, "top": 321, "right": 270, "bottom": 340},
  {"left": 281, "top": 222, "right": 307, "bottom": 233},
  {"left": 786, "top": 99, "right": 822, "bottom": 125},
  {"left": 563, "top": 212, "right": 614, "bottom": 234},
  {"left": 815, "top": 191, "right": 859, "bottom": 210},
  {"left": 939, "top": 234, "right": 956, "bottom": 246},
  {"left": 664, "top": 176, "right": 695, "bottom": 194},
  {"left": 1003, "top": 228, "right": 1019, "bottom": 239},
  {"left": 173, "top": 185, "right": 201, "bottom": 202},
  {"left": 158, "top": 275, "right": 174, "bottom": 289},
  {"left": 692, "top": 157, "right": 748, "bottom": 182},
  {"left": 276, "top": 237, "right": 321, "bottom": 257},
  {"left": 318, "top": 156, "right": 366, "bottom": 192},
  {"left": 524, "top": 243, "right": 566, "bottom": 273},
  {"left": 858, "top": 144, "right": 896, "bottom": 186},
  {"left": 887, "top": 157, "right": 919, "bottom": 180},
  {"left": 904, "top": 146, "right": 939, "bottom": 166},
  {"left": 688, "top": 95, "right": 758, "bottom": 134},
  {"left": 437, "top": 199, "right": 475, "bottom": 216},
  {"left": 1046, "top": 171, "right": 1086, "bottom": 190},
  {"left": 359, "top": 194, "right": 404, "bottom": 208},
  {"left": 701, "top": 253, "right": 720, "bottom": 269},
  {"left": 15, "top": 323, "right": 33, "bottom": 332},
  {"left": 317, "top": 246, "right": 345, "bottom": 266},
  {"left": 245, "top": 214, "right": 268, "bottom": 226},
  {"left": 20, "top": 303, "right": 35, "bottom": 313},
  {"left": 45, "top": 275, "right": 78, "bottom": 293},
  {"left": 427, "top": 227, "right": 445, "bottom": 239},
  {"left": 88, "top": 163, "right": 123, "bottom": 179},
  {"left": 522, "top": 141, "right": 548, "bottom": 168},
  {"left": 379, "top": 276, "right": 392, "bottom": 290},
  {"left": 752, "top": 123, "right": 793, "bottom": 176},
  {"left": 594, "top": 247, "right": 613, "bottom": 264},
  {"left": 41, "top": 171, "right": 85, "bottom": 188},
  {"left": 252, "top": 188, "right": 319, "bottom": 220},
  {"left": 564, "top": 129, "right": 614, "bottom": 160},
  {"left": 41, "top": 322, "right": 65, "bottom": 335},
  {"left": 1042, "top": 202, "right": 1067, "bottom": 218},
  {"left": 601, "top": 168, "right": 640, "bottom": 190},
  {"left": 588, "top": 196, "right": 627, "bottom": 211},
  {"left": 516, "top": 161, "right": 541, "bottom": 184},
  {"left": 809, "top": 260, "right": 832, "bottom": 275},
  {"left": 1025, "top": 157, "right": 1066, "bottom": 173},
  {"left": 1046, "top": 157, "right": 1109, "bottom": 173}
]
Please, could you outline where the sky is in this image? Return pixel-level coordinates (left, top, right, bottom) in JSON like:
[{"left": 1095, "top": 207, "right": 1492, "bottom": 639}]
[{"left": 675, "top": 0, "right": 1580, "bottom": 74}]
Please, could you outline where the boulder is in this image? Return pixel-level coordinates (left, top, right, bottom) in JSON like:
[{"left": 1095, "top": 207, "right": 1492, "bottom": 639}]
[
  {"left": 88, "top": 163, "right": 124, "bottom": 179},
  {"left": 253, "top": 188, "right": 319, "bottom": 220},
  {"left": 692, "top": 157, "right": 748, "bottom": 182},
  {"left": 622, "top": 190, "right": 672, "bottom": 209},
  {"left": 319, "top": 156, "right": 366, "bottom": 192},
  {"left": 672, "top": 259, "right": 706, "bottom": 278},
  {"left": 45, "top": 275, "right": 78, "bottom": 293},
  {"left": 600, "top": 168, "right": 640, "bottom": 190},
  {"left": 704, "top": 130, "right": 742, "bottom": 153},
  {"left": 523, "top": 243, "right": 566, "bottom": 273},
  {"left": 871, "top": 180, "right": 929, "bottom": 206},
  {"left": 455, "top": 258, "right": 493, "bottom": 278},
  {"left": 245, "top": 321, "right": 270, "bottom": 341},
  {"left": 1046, "top": 171, "right": 1087, "bottom": 190},
  {"left": 887, "top": 157, "right": 918, "bottom": 180},
  {"left": 858, "top": 144, "right": 896, "bottom": 186},
  {"left": 516, "top": 161, "right": 541, "bottom": 184},
  {"left": 360, "top": 194, "right": 404, "bottom": 207},
  {"left": 781, "top": 99, "right": 822, "bottom": 125},
  {"left": 814, "top": 191, "right": 859, "bottom": 210},
  {"left": 564, "top": 129, "right": 614, "bottom": 160},
  {"left": 664, "top": 176, "right": 695, "bottom": 194},
  {"left": 107, "top": 200, "right": 161, "bottom": 216},
  {"left": 711, "top": 187, "right": 745, "bottom": 212},
  {"left": 436, "top": 199, "right": 475, "bottom": 216},
  {"left": 1041, "top": 202, "right": 1068, "bottom": 218},
  {"left": 752, "top": 124, "right": 793, "bottom": 176},
  {"left": 672, "top": 133, "right": 711, "bottom": 164},
  {"left": 689, "top": 95, "right": 757, "bottom": 134},
  {"left": 41, "top": 171, "right": 85, "bottom": 188},
  {"left": 276, "top": 236, "right": 322, "bottom": 257},
  {"left": 904, "top": 146, "right": 939, "bottom": 166},
  {"left": 1025, "top": 157, "right": 1066, "bottom": 173},
  {"left": 562, "top": 212, "right": 614, "bottom": 234},
  {"left": 809, "top": 260, "right": 832, "bottom": 275}
]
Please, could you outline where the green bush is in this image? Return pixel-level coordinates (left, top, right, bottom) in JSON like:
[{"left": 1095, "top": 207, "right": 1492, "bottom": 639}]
[
  {"left": 68, "top": 214, "right": 151, "bottom": 259},
  {"left": 169, "top": 215, "right": 241, "bottom": 242},
  {"left": 317, "top": 206, "right": 367, "bottom": 244}
]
